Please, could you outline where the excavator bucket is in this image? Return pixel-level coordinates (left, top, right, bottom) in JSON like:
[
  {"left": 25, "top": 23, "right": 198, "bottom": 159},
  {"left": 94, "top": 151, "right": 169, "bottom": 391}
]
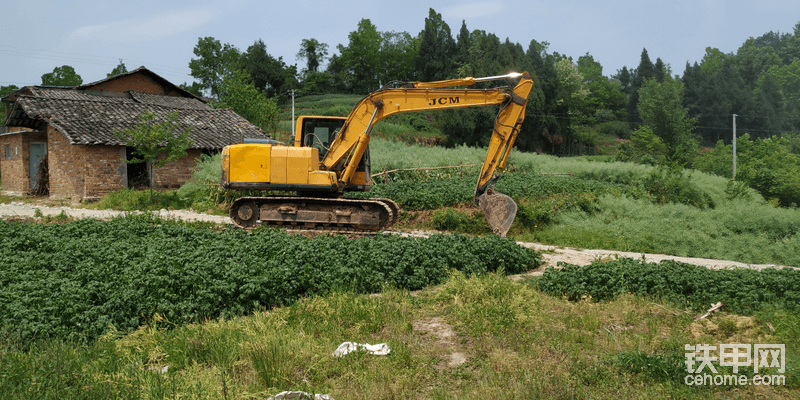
[{"left": 476, "top": 189, "right": 517, "bottom": 237}]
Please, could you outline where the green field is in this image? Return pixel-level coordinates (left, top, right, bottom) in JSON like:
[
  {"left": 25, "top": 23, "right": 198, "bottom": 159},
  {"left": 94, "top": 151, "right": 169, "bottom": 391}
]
[{"left": 3, "top": 130, "right": 800, "bottom": 398}]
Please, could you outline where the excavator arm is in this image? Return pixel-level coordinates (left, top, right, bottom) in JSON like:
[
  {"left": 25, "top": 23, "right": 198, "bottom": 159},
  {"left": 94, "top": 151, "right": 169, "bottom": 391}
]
[{"left": 324, "top": 72, "right": 533, "bottom": 235}]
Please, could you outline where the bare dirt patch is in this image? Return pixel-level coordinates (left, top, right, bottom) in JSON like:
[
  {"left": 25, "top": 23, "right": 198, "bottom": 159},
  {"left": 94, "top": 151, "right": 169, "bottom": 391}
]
[{"left": 412, "top": 317, "right": 466, "bottom": 368}]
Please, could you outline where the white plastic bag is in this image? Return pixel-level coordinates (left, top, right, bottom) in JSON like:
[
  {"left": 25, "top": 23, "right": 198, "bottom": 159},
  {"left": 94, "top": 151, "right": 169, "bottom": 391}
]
[{"left": 332, "top": 341, "right": 390, "bottom": 357}]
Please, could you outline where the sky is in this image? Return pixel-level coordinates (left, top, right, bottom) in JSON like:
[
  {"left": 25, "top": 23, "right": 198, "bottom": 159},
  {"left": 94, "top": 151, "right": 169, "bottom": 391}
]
[{"left": 2, "top": 0, "right": 800, "bottom": 89}]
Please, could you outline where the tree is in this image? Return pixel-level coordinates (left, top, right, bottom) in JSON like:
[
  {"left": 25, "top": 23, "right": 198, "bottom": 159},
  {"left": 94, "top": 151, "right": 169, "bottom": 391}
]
[
  {"left": 654, "top": 58, "right": 667, "bottom": 82},
  {"left": 455, "top": 20, "right": 470, "bottom": 66},
  {"left": 243, "top": 39, "right": 289, "bottom": 98},
  {"left": 626, "top": 48, "right": 656, "bottom": 126},
  {"left": 297, "top": 38, "right": 329, "bottom": 74},
  {"left": 414, "top": 8, "right": 456, "bottom": 81},
  {"left": 41, "top": 65, "right": 83, "bottom": 86},
  {"left": 188, "top": 37, "right": 242, "bottom": 98},
  {"left": 555, "top": 57, "right": 589, "bottom": 112},
  {"left": 577, "top": 53, "right": 626, "bottom": 122},
  {"left": 335, "top": 19, "right": 383, "bottom": 93},
  {"left": 379, "top": 31, "right": 418, "bottom": 83},
  {"left": 0, "top": 85, "right": 19, "bottom": 125},
  {"left": 179, "top": 81, "right": 204, "bottom": 97},
  {"left": 114, "top": 111, "right": 194, "bottom": 200},
  {"left": 214, "top": 69, "right": 280, "bottom": 134},
  {"left": 615, "top": 66, "right": 632, "bottom": 95},
  {"left": 763, "top": 59, "right": 800, "bottom": 129},
  {"left": 637, "top": 76, "right": 697, "bottom": 166},
  {"left": 696, "top": 134, "right": 800, "bottom": 206},
  {"left": 107, "top": 59, "right": 128, "bottom": 77},
  {"left": 521, "top": 39, "right": 567, "bottom": 154}
]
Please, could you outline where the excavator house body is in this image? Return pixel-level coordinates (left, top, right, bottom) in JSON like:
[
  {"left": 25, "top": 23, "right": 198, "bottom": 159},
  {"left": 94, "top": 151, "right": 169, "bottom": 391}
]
[
  {"left": 221, "top": 116, "right": 371, "bottom": 192},
  {"left": 221, "top": 144, "right": 337, "bottom": 191}
]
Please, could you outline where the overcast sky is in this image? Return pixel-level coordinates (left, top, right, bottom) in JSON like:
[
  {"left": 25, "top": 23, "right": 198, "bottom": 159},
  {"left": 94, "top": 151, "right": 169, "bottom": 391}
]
[{"left": 2, "top": 0, "right": 799, "bottom": 88}]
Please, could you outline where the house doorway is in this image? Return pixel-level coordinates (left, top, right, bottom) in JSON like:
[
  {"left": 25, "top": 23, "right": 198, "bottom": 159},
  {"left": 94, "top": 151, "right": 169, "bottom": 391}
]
[
  {"left": 125, "top": 147, "right": 149, "bottom": 189},
  {"left": 29, "top": 142, "right": 47, "bottom": 191}
]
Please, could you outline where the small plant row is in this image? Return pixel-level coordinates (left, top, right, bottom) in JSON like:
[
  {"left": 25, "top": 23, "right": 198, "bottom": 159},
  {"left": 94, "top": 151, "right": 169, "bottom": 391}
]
[
  {"left": 538, "top": 258, "right": 800, "bottom": 315},
  {"left": 348, "top": 173, "right": 623, "bottom": 211},
  {"left": 0, "top": 214, "right": 540, "bottom": 344}
]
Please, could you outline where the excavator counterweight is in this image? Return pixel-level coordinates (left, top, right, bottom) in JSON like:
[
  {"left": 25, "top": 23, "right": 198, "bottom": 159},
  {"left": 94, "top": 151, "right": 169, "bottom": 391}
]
[{"left": 221, "top": 72, "right": 534, "bottom": 236}]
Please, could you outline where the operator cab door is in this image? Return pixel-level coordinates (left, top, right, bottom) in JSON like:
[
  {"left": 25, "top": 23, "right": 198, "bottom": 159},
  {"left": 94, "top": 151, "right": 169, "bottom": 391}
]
[
  {"left": 297, "top": 116, "right": 372, "bottom": 190},
  {"left": 299, "top": 117, "right": 345, "bottom": 160}
]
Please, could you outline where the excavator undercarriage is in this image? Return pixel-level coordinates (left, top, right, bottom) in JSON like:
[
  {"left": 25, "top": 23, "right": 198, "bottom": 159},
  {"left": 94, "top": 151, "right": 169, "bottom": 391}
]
[{"left": 230, "top": 196, "right": 399, "bottom": 233}]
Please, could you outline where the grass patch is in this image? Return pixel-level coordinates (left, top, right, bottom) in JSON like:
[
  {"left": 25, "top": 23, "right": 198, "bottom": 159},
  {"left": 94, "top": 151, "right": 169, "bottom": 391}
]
[
  {"left": 3, "top": 272, "right": 796, "bottom": 398},
  {"left": 88, "top": 188, "right": 191, "bottom": 212}
]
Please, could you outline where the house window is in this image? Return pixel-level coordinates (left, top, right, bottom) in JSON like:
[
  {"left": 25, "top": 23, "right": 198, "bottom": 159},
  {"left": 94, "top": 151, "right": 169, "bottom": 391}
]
[{"left": 4, "top": 144, "right": 9, "bottom": 159}]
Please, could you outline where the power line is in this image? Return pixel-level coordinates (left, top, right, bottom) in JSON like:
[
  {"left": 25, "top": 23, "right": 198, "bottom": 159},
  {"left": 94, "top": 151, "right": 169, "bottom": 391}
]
[
  {"left": 0, "top": 45, "right": 191, "bottom": 75},
  {"left": 0, "top": 45, "right": 193, "bottom": 84}
]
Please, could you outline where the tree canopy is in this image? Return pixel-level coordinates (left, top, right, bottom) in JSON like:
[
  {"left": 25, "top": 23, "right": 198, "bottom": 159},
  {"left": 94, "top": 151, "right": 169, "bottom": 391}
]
[
  {"left": 26, "top": 11, "right": 800, "bottom": 163},
  {"left": 113, "top": 111, "right": 194, "bottom": 200},
  {"left": 107, "top": 60, "right": 128, "bottom": 77},
  {"left": 41, "top": 65, "right": 83, "bottom": 86}
]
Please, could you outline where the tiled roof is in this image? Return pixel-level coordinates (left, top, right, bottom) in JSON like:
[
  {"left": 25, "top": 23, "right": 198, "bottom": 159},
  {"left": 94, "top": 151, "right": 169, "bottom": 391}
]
[
  {"left": 28, "top": 87, "right": 132, "bottom": 103},
  {"left": 128, "top": 91, "right": 209, "bottom": 110},
  {"left": 12, "top": 95, "right": 268, "bottom": 149}
]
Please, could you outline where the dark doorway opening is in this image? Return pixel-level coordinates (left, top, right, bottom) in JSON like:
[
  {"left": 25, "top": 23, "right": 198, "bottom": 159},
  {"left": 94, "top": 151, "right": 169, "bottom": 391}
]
[{"left": 125, "top": 147, "right": 149, "bottom": 189}]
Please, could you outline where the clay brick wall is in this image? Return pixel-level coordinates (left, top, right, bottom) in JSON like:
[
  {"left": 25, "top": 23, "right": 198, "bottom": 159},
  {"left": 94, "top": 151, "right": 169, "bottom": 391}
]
[
  {"left": 0, "top": 132, "right": 24, "bottom": 193},
  {"left": 0, "top": 129, "right": 47, "bottom": 194},
  {"left": 48, "top": 127, "right": 126, "bottom": 200},
  {"left": 83, "top": 145, "right": 127, "bottom": 199},
  {"left": 152, "top": 149, "right": 203, "bottom": 188},
  {"left": 89, "top": 74, "right": 182, "bottom": 96},
  {"left": 48, "top": 126, "right": 84, "bottom": 200}
]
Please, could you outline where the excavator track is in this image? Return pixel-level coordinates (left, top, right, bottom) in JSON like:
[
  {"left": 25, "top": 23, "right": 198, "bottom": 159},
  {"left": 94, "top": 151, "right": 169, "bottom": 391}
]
[{"left": 229, "top": 196, "right": 400, "bottom": 233}]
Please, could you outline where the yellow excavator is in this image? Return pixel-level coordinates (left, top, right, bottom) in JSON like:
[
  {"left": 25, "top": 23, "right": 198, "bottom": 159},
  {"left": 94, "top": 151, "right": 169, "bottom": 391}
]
[{"left": 221, "top": 71, "right": 533, "bottom": 236}]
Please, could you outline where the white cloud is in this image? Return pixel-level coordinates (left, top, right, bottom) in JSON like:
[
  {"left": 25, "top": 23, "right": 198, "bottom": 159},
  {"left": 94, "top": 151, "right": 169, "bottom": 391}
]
[
  {"left": 444, "top": 2, "right": 503, "bottom": 21},
  {"left": 67, "top": 8, "right": 216, "bottom": 45}
]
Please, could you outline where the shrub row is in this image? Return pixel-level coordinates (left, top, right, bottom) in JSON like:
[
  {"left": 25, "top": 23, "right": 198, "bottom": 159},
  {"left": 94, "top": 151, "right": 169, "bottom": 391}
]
[
  {"left": 538, "top": 258, "right": 800, "bottom": 315},
  {"left": 0, "top": 215, "right": 540, "bottom": 344},
  {"left": 349, "top": 174, "right": 621, "bottom": 210}
]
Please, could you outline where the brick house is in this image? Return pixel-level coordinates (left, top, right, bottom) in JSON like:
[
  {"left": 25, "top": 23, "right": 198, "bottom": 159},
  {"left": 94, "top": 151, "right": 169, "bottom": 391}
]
[{"left": 0, "top": 67, "right": 270, "bottom": 201}]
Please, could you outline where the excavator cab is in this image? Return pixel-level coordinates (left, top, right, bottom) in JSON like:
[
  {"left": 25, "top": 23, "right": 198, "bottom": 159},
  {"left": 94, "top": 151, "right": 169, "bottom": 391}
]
[
  {"left": 296, "top": 116, "right": 345, "bottom": 160},
  {"left": 294, "top": 116, "right": 372, "bottom": 190}
]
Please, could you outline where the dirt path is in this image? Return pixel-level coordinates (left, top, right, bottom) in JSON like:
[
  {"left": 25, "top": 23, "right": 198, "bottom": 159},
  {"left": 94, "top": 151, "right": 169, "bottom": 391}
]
[
  {"left": 0, "top": 202, "right": 789, "bottom": 273},
  {"left": 509, "top": 242, "right": 789, "bottom": 281},
  {"left": 0, "top": 202, "right": 230, "bottom": 225}
]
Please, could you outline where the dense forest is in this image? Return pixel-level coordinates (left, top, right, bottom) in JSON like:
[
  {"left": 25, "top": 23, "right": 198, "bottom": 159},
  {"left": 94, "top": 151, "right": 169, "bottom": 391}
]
[
  {"left": 3, "top": 8, "right": 800, "bottom": 204},
  {"left": 174, "top": 8, "right": 800, "bottom": 156}
]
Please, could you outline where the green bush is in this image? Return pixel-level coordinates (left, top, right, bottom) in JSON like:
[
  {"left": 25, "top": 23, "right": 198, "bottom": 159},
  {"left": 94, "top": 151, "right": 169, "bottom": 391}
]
[
  {"left": 695, "top": 135, "right": 800, "bottom": 206},
  {"left": 644, "top": 167, "right": 715, "bottom": 209},
  {"left": 597, "top": 120, "right": 632, "bottom": 139},
  {"left": 93, "top": 188, "right": 188, "bottom": 211},
  {"left": 0, "top": 215, "right": 540, "bottom": 344},
  {"left": 538, "top": 258, "right": 800, "bottom": 315},
  {"left": 432, "top": 208, "right": 490, "bottom": 233},
  {"left": 320, "top": 104, "right": 352, "bottom": 116}
]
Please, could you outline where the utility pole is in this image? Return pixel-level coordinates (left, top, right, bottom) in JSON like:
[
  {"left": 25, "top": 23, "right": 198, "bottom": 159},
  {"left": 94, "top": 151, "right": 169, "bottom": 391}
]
[
  {"left": 290, "top": 89, "right": 296, "bottom": 143},
  {"left": 732, "top": 114, "right": 737, "bottom": 178}
]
